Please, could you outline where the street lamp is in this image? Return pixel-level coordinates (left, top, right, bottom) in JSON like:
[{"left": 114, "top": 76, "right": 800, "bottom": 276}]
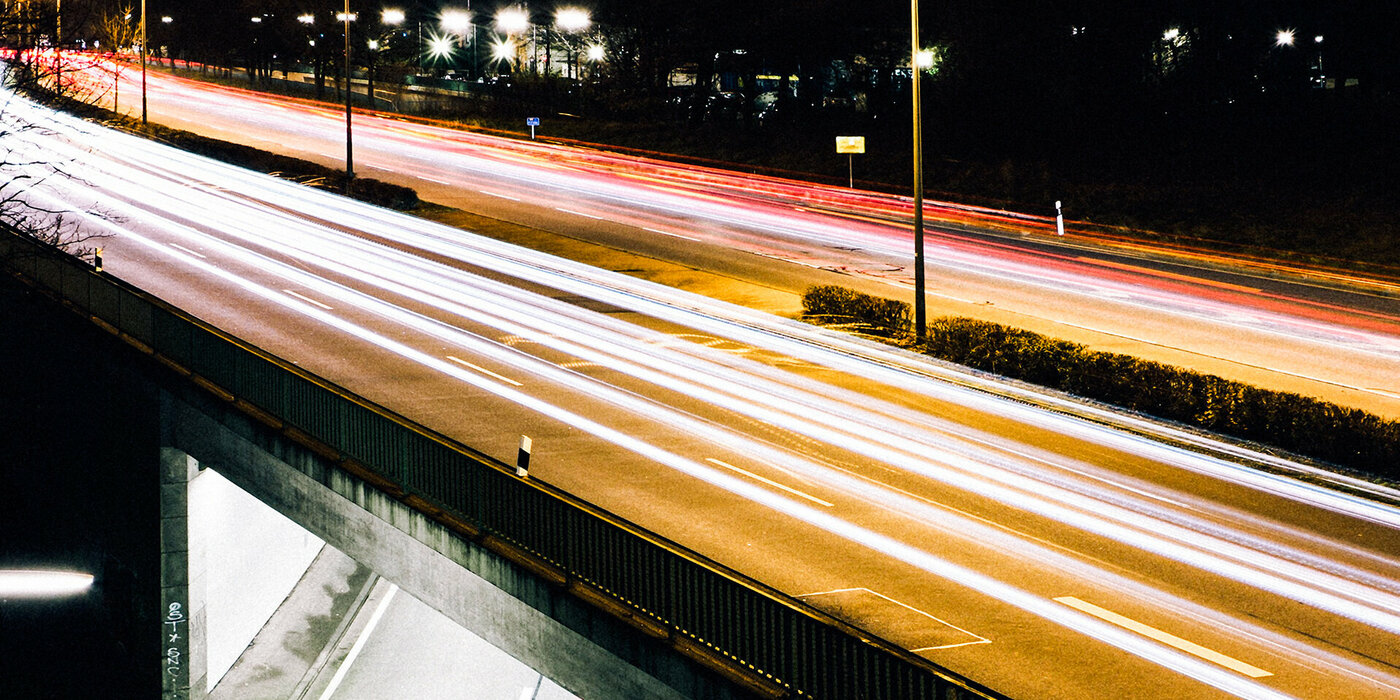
[
  {"left": 139, "top": 0, "right": 147, "bottom": 123},
  {"left": 490, "top": 37, "right": 516, "bottom": 64},
  {"left": 341, "top": 4, "right": 355, "bottom": 183},
  {"left": 439, "top": 8, "right": 473, "bottom": 76},
  {"left": 553, "top": 7, "right": 591, "bottom": 79},
  {"left": 367, "top": 10, "right": 404, "bottom": 109},
  {"left": 910, "top": 0, "right": 926, "bottom": 341},
  {"left": 1275, "top": 29, "right": 1295, "bottom": 47},
  {"left": 495, "top": 7, "right": 531, "bottom": 73}
]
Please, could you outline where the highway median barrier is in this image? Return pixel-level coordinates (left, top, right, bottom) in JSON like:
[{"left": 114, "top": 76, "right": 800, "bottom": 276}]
[{"left": 802, "top": 284, "right": 1400, "bottom": 476}]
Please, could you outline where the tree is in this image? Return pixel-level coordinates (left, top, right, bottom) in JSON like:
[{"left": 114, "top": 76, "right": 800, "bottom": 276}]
[{"left": 1, "top": 5, "right": 113, "bottom": 263}]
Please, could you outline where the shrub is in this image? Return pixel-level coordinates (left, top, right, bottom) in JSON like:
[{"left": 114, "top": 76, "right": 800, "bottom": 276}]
[
  {"left": 802, "top": 285, "right": 910, "bottom": 337},
  {"left": 803, "top": 285, "right": 1400, "bottom": 476}
]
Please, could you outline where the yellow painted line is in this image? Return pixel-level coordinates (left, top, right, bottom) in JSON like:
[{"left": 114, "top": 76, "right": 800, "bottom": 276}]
[
  {"left": 446, "top": 355, "right": 523, "bottom": 387},
  {"left": 283, "top": 290, "right": 332, "bottom": 310},
  {"left": 705, "top": 458, "right": 833, "bottom": 507},
  {"left": 1055, "top": 597, "right": 1272, "bottom": 678}
]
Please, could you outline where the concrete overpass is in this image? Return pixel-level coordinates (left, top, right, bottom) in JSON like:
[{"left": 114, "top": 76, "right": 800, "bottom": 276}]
[{"left": 0, "top": 229, "right": 1004, "bottom": 698}]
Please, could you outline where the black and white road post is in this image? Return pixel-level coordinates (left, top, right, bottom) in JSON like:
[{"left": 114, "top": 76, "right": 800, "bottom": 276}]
[{"left": 516, "top": 435, "right": 532, "bottom": 477}]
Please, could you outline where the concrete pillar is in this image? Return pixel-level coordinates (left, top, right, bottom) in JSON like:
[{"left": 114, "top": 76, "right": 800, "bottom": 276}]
[{"left": 160, "top": 448, "right": 207, "bottom": 700}]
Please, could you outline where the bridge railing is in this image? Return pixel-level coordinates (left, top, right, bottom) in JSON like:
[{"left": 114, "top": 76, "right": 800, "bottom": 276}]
[{"left": 4, "top": 231, "right": 1009, "bottom": 700}]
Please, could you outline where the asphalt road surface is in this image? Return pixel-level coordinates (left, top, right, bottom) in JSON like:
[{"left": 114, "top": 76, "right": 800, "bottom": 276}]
[
  {"left": 8, "top": 87, "right": 1400, "bottom": 699},
  {"left": 78, "top": 64, "right": 1400, "bottom": 421}
]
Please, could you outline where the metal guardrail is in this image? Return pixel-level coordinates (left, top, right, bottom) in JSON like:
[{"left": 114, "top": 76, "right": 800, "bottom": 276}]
[{"left": 2, "top": 231, "right": 1010, "bottom": 700}]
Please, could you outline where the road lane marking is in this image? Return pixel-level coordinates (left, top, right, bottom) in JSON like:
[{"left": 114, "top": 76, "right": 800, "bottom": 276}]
[
  {"left": 318, "top": 583, "right": 399, "bottom": 700},
  {"left": 283, "top": 290, "right": 333, "bottom": 310},
  {"left": 799, "top": 587, "right": 989, "bottom": 651},
  {"left": 556, "top": 207, "right": 605, "bottom": 220},
  {"left": 480, "top": 190, "right": 521, "bottom": 201},
  {"left": 642, "top": 226, "right": 699, "bottom": 241},
  {"left": 446, "top": 355, "right": 523, "bottom": 386},
  {"left": 169, "top": 243, "right": 207, "bottom": 259},
  {"left": 1054, "top": 596, "right": 1272, "bottom": 678},
  {"left": 705, "top": 458, "right": 833, "bottom": 507},
  {"left": 421, "top": 176, "right": 452, "bottom": 185}
]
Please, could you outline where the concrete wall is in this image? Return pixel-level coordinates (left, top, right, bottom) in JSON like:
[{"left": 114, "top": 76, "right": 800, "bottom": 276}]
[{"left": 162, "top": 391, "right": 692, "bottom": 700}]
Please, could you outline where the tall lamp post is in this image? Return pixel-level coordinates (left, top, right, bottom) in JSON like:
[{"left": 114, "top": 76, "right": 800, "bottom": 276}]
[
  {"left": 341, "top": 4, "right": 355, "bottom": 182},
  {"left": 553, "top": 7, "right": 590, "bottom": 80},
  {"left": 910, "top": 0, "right": 926, "bottom": 341},
  {"left": 140, "top": 0, "right": 147, "bottom": 123}
]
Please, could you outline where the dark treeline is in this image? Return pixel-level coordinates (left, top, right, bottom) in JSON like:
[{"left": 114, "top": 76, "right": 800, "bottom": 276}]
[{"left": 13, "top": 1, "right": 1399, "bottom": 258}]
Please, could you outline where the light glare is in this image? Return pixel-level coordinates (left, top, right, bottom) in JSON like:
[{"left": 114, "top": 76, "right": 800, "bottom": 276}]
[
  {"left": 554, "top": 7, "right": 591, "bottom": 33},
  {"left": 439, "top": 9, "right": 472, "bottom": 34},
  {"left": 1275, "top": 29, "right": 1295, "bottom": 47},
  {"left": 491, "top": 38, "right": 516, "bottom": 62},
  {"left": 495, "top": 7, "right": 530, "bottom": 34},
  {"left": 0, "top": 570, "right": 95, "bottom": 597},
  {"left": 381, "top": 9, "right": 406, "bottom": 26}
]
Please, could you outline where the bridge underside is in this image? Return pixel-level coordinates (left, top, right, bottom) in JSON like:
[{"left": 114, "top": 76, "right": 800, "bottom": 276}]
[{"left": 0, "top": 279, "right": 753, "bottom": 700}]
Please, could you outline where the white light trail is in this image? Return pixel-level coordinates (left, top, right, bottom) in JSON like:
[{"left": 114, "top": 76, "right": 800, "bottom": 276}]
[{"left": 9, "top": 91, "right": 1400, "bottom": 696}]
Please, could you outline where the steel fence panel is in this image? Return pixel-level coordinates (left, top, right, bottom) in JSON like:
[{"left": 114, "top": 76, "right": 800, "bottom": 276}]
[{"left": 5, "top": 241, "right": 1007, "bottom": 700}]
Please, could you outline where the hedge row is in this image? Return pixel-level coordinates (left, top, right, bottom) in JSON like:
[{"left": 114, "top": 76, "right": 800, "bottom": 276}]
[
  {"left": 801, "top": 284, "right": 911, "bottom": 338},
  {"left": 802, "top": 285, "right": 1400, "bottom": 476}
]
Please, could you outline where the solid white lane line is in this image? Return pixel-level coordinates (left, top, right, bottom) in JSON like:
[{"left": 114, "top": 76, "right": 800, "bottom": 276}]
[
  {"left": 446, "top": 355, "right": 523, "bottom": 386},
  {"left": 643, "top": 226, "right": 700, "bottom": 241},
  {"left": 168, "top": 243, "right": 207, "bottom": 259},
  {"left": 318, "top": 583, "right": 399, "bottom": 700},
  {"left": 706, "top": 458, "right": 834, "bottom": 507},
  {"left": 283, "top": 290, "right": 333, "bottom": 310},
  {"left": 556, "top": 207, "right": 605, "bottom": 220},
  {"left": 480, "top": 190, "right": 521, "bottom": 201},
  {"left": 422, "top": 176, "right": 452, "bottom": 184},
  {"left": 1054, "top": 596, "right": 1272, "bottom": 678}
]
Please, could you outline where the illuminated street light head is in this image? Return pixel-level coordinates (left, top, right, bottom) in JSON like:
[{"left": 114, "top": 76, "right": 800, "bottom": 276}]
[
  {"left": 297, "top": 13, "right": 315, "bottom": 25},
  {"left": 586, "top": 43, "right": 605, "bottom": 62},
  {"left": 428, "top": 34, "right": 455, "bottom": 60},
  {"left": 915, "top": 49, "right": 935, "bottom": 69},
  {"left": 1275, "top": 28, "right": 1295, "bottom": 47},
  {"left": 382, "top": 9, "right": 406, "bottom": 26},
  {"left": 1314, "top": 35, "right": 1324, "bottom": 44},
  {"left": 440, "top": 8, "right": 472, "bottom": 35},
  {"left": 554, "top": 7, "right": 591, "bottom": 33},
  {"left": 491, "top": 37, "right": 517, "bottom": 63},
  {"left": 495, "top": 7, "right": 530, "bottom": 35},
  {"left": 1162, "top": 27, "right": 1180, "bottom": 41}
]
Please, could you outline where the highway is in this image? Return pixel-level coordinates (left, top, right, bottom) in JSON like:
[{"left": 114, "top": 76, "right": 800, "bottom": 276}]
[
  {"left": 8, "top": 86, "right": 1400, "bottom": 699},
  {"left": 79, "top": 65, "right": 1400, "bottom": 421}
]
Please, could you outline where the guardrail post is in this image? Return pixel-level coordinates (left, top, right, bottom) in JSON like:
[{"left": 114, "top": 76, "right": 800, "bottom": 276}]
[{"left": 516, "top": 435, "right": 532, "bottom": 477}]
